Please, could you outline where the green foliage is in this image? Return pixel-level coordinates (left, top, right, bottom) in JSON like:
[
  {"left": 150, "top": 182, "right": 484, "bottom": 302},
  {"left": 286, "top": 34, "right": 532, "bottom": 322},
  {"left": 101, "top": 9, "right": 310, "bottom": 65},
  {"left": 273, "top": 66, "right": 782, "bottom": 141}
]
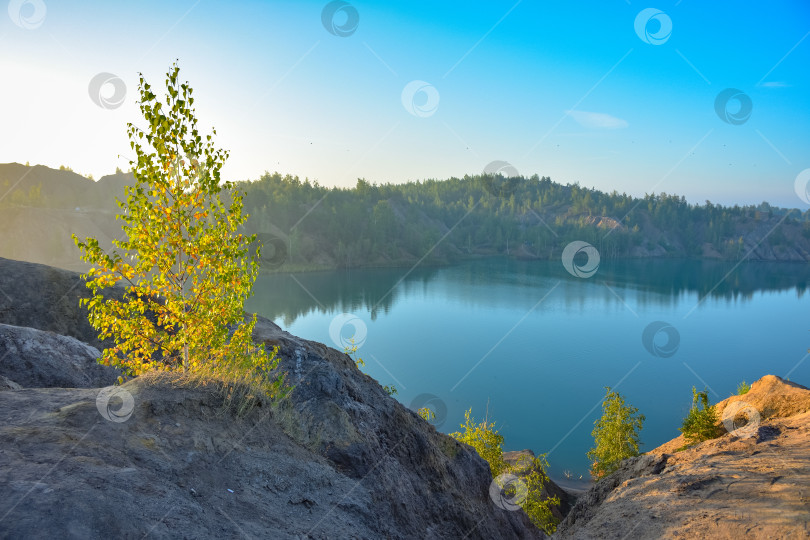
[
  {"left": 450, "top": 408, "right": 559, "bottom": 534},
  {"left": 514, "top": 455, "right": 559, "bottom": 535},
  {"left": 417, "top": 407, "right": 435, "bottom": 421},
  {"left": 381, "top": 384, "right": 397, "bottom": 396},
  {"left": 237, "top": 172, "right": 810, "bottom": 270},
  {"left": 9, "top": 182, "right": 42, "bottom": 205},
  {"left": 343, "top": 339, "right": 364, "bottom": 368},
  {"left": 736, "top": 380, "right": 750, "bottom": 395},
  {"left": 451, "top": 409, "right": 507, "bottom": 477},
  {"left": 586, "top": 387, "right": 645, "bottom": 479},
  {"left": 679, "top": 387, "right": 722, "bottom": 445},
  {"left": 11, "top": 161, "right": 810, "bottom": 262},
  {"left": 72, "top": 63, "right": 285, "bottom": 407}
]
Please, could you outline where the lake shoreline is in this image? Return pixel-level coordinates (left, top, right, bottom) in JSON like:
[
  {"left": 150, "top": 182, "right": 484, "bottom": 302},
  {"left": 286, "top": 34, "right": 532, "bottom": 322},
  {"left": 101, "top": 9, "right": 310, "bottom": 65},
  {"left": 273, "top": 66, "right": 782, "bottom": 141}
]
[
  {"left": 261, "top": 252, "right": 810, "bottom": 276},
  {"left": 248, "top": 257, "right": 810, "bottom": 476}
]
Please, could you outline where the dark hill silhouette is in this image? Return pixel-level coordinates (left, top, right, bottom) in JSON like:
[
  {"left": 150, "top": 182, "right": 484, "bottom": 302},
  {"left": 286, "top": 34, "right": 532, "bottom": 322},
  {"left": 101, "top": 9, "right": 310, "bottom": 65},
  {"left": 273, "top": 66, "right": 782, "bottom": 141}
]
[
  {"left": 2, "top": 163, "right": 810, "bottom": 274},
  {"left": 0, "top": 162, "right": 94, "bottom": 208}
]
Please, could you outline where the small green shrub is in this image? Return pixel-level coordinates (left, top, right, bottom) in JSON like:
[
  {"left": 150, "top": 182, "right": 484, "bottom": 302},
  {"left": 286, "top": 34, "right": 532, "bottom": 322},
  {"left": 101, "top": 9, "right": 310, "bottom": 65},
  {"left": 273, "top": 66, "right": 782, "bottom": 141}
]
[
  {"left": 736, "top": 380, "right": 750, "bottom": 395},
  {"left": 514, "top": 454, "right": 558, "bottom": 535},
  {"left": 450, "top": 408, "right": 559, "bottom": 534},
  {"left": 451, "top": 409, "right": 506, "bottom": 476},
  {"left": 586, "top": 387, "right": 645, "bottom": 479},
  {"left": 417, "top": 407, "right": 435, "bottom": 421},
  {"left": 679, "top": 387, "right": 722, "bottom": 445},
  {"left": 344, "top": 339, "right": 364, "bottom": 368}
]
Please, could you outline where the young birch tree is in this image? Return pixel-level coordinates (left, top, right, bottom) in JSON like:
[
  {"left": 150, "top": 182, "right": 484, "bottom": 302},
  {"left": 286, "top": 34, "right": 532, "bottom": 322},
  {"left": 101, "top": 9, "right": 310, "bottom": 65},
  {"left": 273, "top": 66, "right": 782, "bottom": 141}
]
[
  {"left": 74, "top": 63, "right": 283, "bottom": 401},
  {"left": 587, "top": 387, "right": 645, "bottom": 479}
]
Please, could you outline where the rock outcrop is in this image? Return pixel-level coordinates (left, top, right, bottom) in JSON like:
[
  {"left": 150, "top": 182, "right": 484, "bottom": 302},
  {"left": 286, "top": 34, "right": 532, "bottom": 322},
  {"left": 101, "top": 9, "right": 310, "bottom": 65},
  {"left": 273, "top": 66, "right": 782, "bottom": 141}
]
[
  {"left": 0, "top": 327, "right": 542, "bottom": 539},
  {"left": 3, "top": 256, "right": 807, "bottom": 538},
  {"left": 503, "top": 449, "right": 576, "bottom": 523},
  {"left": 0, "top": 323, "right": 120, "bottom": 389},
  {"left": 0, "top": 257, "right": 545, "bottom": 539},
  {"left": 0, "top": 256, "right": 124, "bottom": 350},
  {"left": 554, "top": 375, "right": 810, "bottom": 539},
  {"left": 0, "top": 374, "right": 22, "bottom": 391}
]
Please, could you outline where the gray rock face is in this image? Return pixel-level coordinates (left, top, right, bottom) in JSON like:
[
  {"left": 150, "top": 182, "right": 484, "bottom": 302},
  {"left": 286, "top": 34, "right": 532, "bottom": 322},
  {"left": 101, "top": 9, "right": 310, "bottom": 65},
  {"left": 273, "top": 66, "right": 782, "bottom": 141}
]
[
  {"left": 0, "top": 258, "right": 545, "bottom": 539},
  {"left": 0, "top": 327, "right": 544, "bottom": 539},
  {"left": 0, "top": 323, "right": 120, "bottom": 388},
  {"left": 249, "top": 314, "right": 545, "bottom": 538},
  {"left": 0, "top": 256, "right": 125, "bottom": 350},
  {"left": 0, "top": 374, "right": 22, "bottom": 390}
]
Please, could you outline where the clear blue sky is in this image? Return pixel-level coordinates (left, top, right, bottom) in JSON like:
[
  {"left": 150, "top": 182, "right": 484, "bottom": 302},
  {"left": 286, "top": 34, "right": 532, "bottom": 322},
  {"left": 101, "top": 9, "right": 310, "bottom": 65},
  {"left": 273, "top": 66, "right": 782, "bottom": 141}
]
[{"left": 1, "top": 0, "right": 809, "bottom": 207}]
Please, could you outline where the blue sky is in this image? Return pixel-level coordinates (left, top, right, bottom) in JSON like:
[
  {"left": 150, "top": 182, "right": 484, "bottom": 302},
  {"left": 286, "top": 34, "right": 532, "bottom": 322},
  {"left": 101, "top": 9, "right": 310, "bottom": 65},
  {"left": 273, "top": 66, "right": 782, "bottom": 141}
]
[{"left": 1, "top": 0, "right": 809, "bottom": 207}]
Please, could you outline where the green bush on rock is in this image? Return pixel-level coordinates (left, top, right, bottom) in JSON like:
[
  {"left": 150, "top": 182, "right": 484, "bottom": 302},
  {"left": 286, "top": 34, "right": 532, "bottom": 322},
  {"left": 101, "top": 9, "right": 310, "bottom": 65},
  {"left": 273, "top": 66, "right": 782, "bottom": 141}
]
[{"left": 680, "top": 387, "right": 722, "bottom": 446}]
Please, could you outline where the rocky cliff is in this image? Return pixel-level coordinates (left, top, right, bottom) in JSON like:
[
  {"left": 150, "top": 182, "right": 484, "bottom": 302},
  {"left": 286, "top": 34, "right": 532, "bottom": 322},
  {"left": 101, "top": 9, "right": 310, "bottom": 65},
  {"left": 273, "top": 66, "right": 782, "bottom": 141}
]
[
  {"left": 0, "top": 257, "right": 545, "bottom": 539},
  {"left": 554, "top": 375, "right": 810, "bottom": 539},
  {"left": 2, "top": 256, "right": 808, "bottom": 539}
]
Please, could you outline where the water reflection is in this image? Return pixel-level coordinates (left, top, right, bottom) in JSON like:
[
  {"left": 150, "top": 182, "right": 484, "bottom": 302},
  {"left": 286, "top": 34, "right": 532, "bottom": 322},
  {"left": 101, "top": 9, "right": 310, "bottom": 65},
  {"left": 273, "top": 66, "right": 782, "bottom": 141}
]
[
  {"left": 245, "top": 256, "right": 810, "bottom": 477},
  {"left": 246, "top": 258, "right": 810, "bottom": 325}
]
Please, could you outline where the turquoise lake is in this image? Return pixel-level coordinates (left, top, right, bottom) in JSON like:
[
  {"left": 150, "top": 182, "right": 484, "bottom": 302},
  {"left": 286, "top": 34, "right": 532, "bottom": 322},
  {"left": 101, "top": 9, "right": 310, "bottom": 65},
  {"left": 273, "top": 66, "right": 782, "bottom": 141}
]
[{"left": 245, "top": 258, "right": 810, "bottom": 486}]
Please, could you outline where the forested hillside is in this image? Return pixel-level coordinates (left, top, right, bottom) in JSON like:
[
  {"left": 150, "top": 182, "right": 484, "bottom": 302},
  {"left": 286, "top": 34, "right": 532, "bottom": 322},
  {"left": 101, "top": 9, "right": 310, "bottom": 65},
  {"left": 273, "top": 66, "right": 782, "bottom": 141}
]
[
  {"left": 2, "top": 163, "right": 810, "bottom": 272},
  {"left": 241, "top": 172, "right": 810, "bottom": 269}
]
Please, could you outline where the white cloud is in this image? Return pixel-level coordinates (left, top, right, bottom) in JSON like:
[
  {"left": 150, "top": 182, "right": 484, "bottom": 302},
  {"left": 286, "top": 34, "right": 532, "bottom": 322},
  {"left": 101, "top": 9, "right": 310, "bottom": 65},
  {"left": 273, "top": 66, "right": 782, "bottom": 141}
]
[{"left": 566, "top": 110, "right": 629, "bottom": 129}]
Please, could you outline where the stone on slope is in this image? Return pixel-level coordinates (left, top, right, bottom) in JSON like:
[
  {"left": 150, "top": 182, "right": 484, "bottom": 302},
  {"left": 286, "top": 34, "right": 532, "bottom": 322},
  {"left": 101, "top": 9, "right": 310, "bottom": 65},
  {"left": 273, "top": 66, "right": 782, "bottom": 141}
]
[
  {"left": 0, "top": 323, "right": 120, "bottom": 389},
  {"left": 651, "top": 374, "right": 810, "bottom": 455},
  {"left": 0, "top": 317, "right": 545, "bottom": 539},
  {"left": 0, "top": 374, "right": 22, "bottom": 391},
  {"left": 0, "top": 256, "right": 126, "bottom": 351},
  {"left": 502, "top": 449, "right": 577, "bottom": 523}
]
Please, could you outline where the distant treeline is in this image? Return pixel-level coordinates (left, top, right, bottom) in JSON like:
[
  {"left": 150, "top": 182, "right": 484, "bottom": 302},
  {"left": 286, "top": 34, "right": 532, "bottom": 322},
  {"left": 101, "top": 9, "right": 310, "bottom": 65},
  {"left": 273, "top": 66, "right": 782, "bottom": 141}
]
[
  {"left": 2, "top": 163, "right": 809, "bottom": 271},
  {"left": 240, "top": 172, "right": 810, "bottom": 269}
]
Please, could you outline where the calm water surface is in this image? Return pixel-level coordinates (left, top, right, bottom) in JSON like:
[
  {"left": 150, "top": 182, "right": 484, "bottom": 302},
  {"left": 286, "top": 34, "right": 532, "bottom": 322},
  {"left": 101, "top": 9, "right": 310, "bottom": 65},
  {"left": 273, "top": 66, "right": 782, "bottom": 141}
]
[{"left": 245, "top": 258, "right": 810, "bottom": 485}]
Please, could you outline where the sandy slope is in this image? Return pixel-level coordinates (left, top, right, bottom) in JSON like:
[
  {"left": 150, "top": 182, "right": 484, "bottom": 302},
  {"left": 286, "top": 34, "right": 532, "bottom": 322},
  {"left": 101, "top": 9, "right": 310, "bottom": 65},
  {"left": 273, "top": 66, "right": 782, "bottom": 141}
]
[{"left": 554, "top": 375, "right": 810, "bottom": 539}]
